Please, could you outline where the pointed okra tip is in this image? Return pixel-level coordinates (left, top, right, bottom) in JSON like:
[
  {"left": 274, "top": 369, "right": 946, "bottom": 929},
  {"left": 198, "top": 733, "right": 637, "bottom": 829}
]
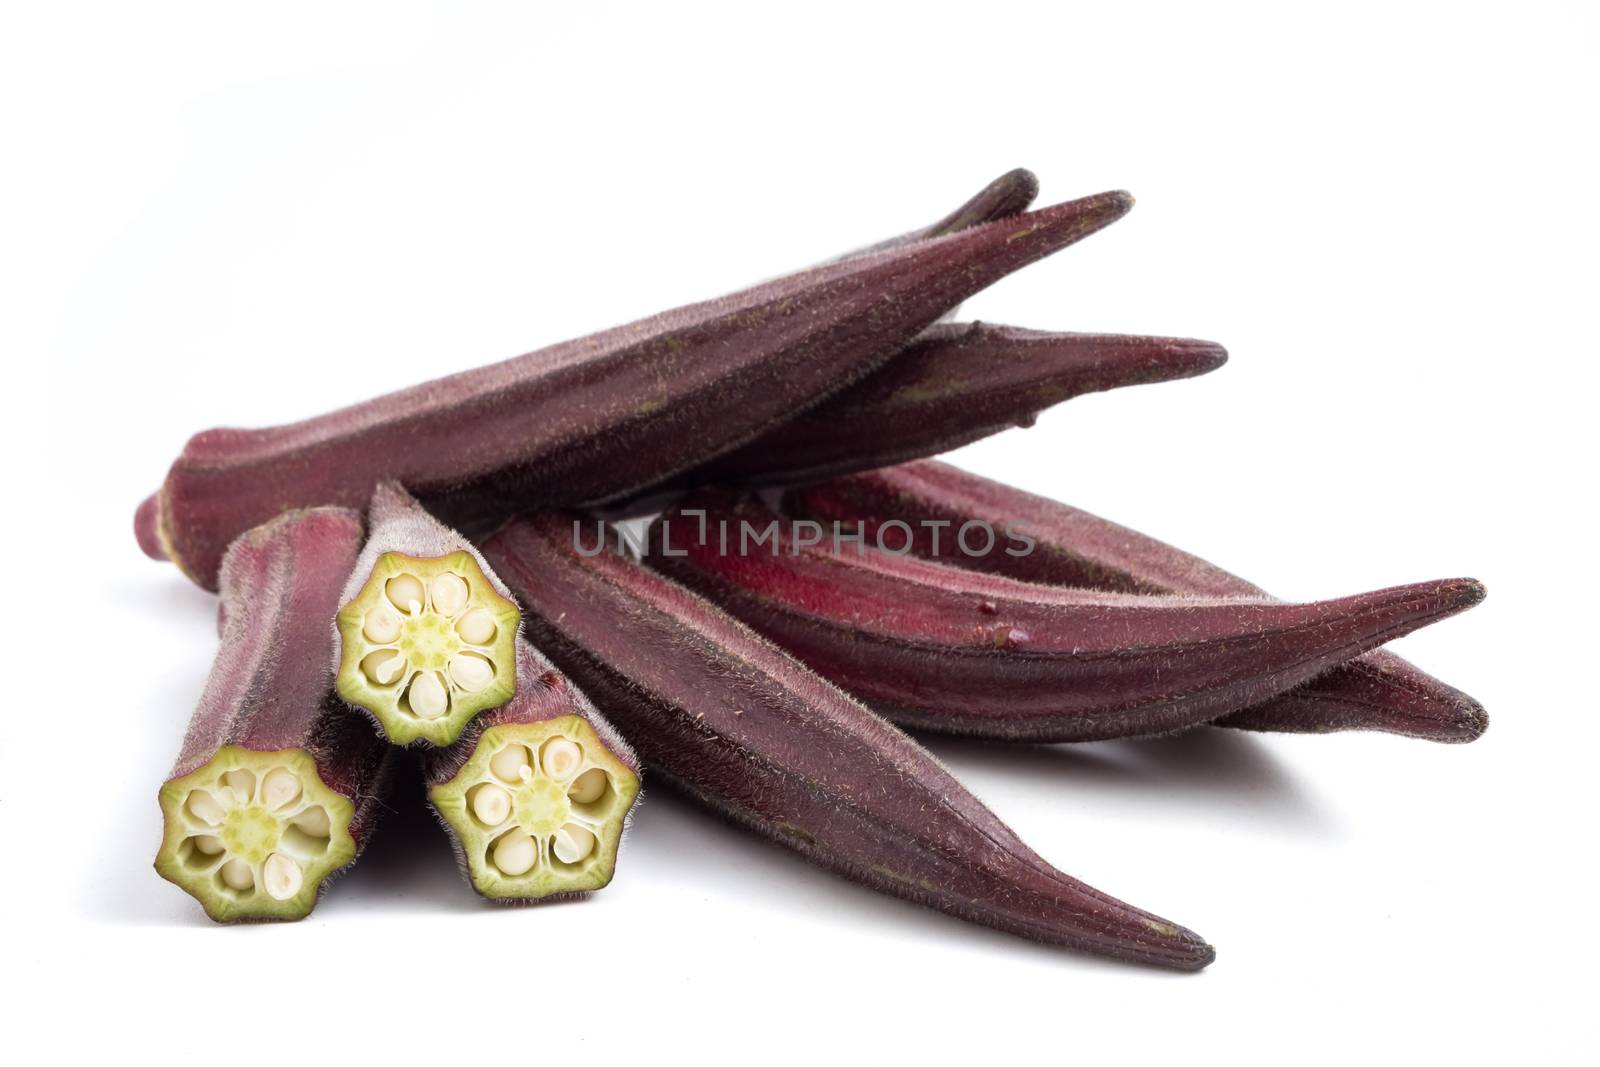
[
  {"left": 429, "top": 718, "right": 641, "bottom": 900},
  {"left": 155, "top": 746, "right": 357, "bottom": 922},
  {"left": 337, "top": 550, "right": 521, "bottom": 746}
]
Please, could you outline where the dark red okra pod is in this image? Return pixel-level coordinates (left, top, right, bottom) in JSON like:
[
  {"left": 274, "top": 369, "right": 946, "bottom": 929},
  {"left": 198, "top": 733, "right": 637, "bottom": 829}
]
[
  {"left": 648, "top": 492, "right": 1486, "bottom": 742},
  {"left": 793, "top": 460, "right": 1489, "bottom": 742},
  {"left": 423, "top": 639, "right": 642, "bottom": 902},
  {"left": 645, "top": 323, "right": 1226, "bottom": 500},
  {"left": 134, "top": 187, "right": 1133, "bottom": 590},
  {"left": 154, "top": 508, "right": 395, "bottom": 921},
  {"left": 827, "top": 166, "right": 1040, "bottom": 260},
  {"left": 478, "top": 513, "right": 1217, "bottom": 970}
]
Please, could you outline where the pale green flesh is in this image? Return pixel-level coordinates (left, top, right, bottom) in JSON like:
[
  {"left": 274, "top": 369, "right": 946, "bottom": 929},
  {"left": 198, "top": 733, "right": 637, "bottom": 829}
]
[
  {"left": 155, "top": 746, "right": 357, "bottom": 922},
  {"left": 429, "top": 717, "right": 640, "bottom": 900},
  {"left": 336, "top": 551, "right": 521, "bottom": 746}
]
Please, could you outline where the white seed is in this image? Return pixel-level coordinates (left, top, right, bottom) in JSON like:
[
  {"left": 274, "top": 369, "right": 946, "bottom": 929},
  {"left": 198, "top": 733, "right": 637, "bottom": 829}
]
[
  {"left": 489, "top": 744, "right": 532, "bottom": 784},
  {"left": 568, "top": 768, "right": 609, "bottom": 804},
  {"left": 455, "top": 608, "right": 497, "bottom": 645},
  {"left": 541, "top": 738, "right": 582, "bottom": 780},
  {"left": 262, "top": 853, "right": 304, "bottom": 900},
  {"left": 448, "top": 653, "right": 495, "bottom": 693},
  {"left": 429, "top": 573, "right": 470, "bottom": 617},
  {"left": 185, "top": 789, "right": 225, "bottom": 826},
  {"left": 361, "top": 648, "right": 406, "bottom": 686},
  {"left": 293, "top": 806, "right": 332, "bottom": 838},
  {"left": 408, "top": 672, "right": 449, "bottom": 719},
  {"left": 220, "top": 859, "right": 254, "bottom": 891},
  {"left": 552, "top": 824, "right": 596, "bottom": 864},
  {"left": 492, "top": 829, "right": 536, "bottom": 876},
  {"left": 191, "top": 835, "right": 224, "bottom": 856},
  {"left": 470, "top": 784, "right": 511, "bottom": 826},
  {"left": 363, "top": 604, "right": 402, "bottom": 644},
  {"left": 260, "top": 768, "right": 302, "bottom": 810},
  {"left": 386, "top": 573, "right": 425, "bottom": 614},
  {"left": 221, "top": 769, "right": 255, "bottom": 804}
]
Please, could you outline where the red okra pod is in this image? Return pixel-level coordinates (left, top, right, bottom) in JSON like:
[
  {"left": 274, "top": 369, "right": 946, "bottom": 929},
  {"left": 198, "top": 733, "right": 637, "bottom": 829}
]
[
  {"left": 154, "top": 508, "right": 395, "bottom": 921},
  {"left": 134, "top": 187, "right": 1133, "bottom": 590},
  {"left": 649, "top": 323, "right": 1226, "bottom": 500},
  {"left": 827, "top": 166, "right": 1040, "bottom": 260},
  {"left": 478, "top": 513, "right": 1217, "bottom": 970},
  {"left": 793, "top": 461, "right": 1489, "bottom": 742},
  {"left": 648, "top": 492, "right": 1486, "bottom": 742}
]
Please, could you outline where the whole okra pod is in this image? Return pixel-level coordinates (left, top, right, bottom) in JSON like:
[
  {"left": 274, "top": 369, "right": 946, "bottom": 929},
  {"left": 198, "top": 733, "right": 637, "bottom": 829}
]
[
  {"left": 135, "top": 187, "right": 1134, "bottom": 590},
  {"left": 154, "top": 508, "right": 394, "bottom": 921},
  {"left": 793, "top": 461, "right": 1489, "bottom": 742},
  {"left": 478, "top": 513, "right": 1217, "bottom": 970},
  {"left": 649, "top": 491, "right": 1485, "bottom": 742}
]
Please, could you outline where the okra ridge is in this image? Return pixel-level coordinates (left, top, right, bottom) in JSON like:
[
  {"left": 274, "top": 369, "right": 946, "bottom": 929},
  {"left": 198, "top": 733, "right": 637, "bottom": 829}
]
[
  {"left": 155, "top": 745, "right": 358, "bottom": 922},
  {"left": 336, "top": 549, "right": 521, "bottom": 746}
]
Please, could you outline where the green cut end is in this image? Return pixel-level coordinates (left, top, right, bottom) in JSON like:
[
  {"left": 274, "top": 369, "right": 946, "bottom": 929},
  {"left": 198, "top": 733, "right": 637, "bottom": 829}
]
[
  {"left": 336, "top": 551, "right": 521, "bottom": 746},
  {"left": 429, "top": 717, "right": 641, "bottom": 900},
  {"left": 155, "top": 746, "right": 358, "bottom": 922}
]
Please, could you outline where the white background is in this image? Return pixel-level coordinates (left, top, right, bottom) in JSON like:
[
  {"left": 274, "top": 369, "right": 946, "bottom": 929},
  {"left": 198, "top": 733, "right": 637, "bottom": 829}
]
[{"left": 7, "top": 2, "right": 1597, "bottom": 1062}]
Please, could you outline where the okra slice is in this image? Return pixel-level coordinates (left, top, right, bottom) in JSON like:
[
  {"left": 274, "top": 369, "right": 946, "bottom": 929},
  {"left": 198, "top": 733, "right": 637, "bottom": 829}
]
[
  {"left": 155, "top": 508, "right": 393, "bottom": 922},
  {"left": 335, "top": 483, "right": 521, "bottom": 746},
  {"left": 425, "top": 641, "right": 641, "bottom": 900}
]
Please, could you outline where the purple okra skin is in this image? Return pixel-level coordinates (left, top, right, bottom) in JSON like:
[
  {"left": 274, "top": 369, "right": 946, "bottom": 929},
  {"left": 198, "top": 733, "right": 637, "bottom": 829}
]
[
  {"left": 647, "top": 491, "right": 1486, "bottom": 743},
  {"left": 135, "top": 184, "right": 1133, "bottom": 591},
  {"left": 478, "top": 512, "right": 1217, "bottom": 971},
  {"left": 792, "top": 460, "right": 1489, "bottom": 742}
]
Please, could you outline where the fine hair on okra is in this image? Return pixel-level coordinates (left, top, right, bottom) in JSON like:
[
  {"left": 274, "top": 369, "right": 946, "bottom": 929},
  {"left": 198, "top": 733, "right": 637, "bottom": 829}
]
[
  {"left": 155, "top": 507, "right": 395, "bottom": 921},
  {"left": 647, "top": 490, "right": 1486, "bottom": 742},
  {"left": 477, "top": 512, "right": 1217, "bottom": 971},
  {"left": 792, "top": 460, "right": 1489, "bottom": 742}
]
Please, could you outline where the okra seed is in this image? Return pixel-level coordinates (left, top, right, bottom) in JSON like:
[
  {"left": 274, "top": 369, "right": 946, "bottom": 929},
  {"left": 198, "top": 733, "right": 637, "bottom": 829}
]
[
  {"left": 386, "top": 573, "right": 425, "bottom": 615},
  {"left": 489, "top": 744, "right": 532, "bottom": 784},
  {"left": 492, "top": 829, "right": 537, "bottom": 876},
  {"left": 262, "top": 853, "right": 303, "bottom": 900},
  {"left": 429, "top": 573, "right": 470, "bottom": 617},
  {"left": 185, "top": 789, "right": 225, "bottom": 826},
  {"left": 192, "top": 835, "right": 224, "bottom": 856},
  {"left": 363, "top": 605, "right": 402, "bottom": 644},
  {"left": 408, "top": 672, "right": 449, "bottom": 719},
  {"left": 221, "top": 769, "right": 255, "bottom": 804},
  {"left": 455, "top": 608, "right": 497, "bottom": 645},
  {"left": 551, "top": 823, "right": 596, "bottom": 864},
  {"left": 260, "top": 767, "right": 302, "bottom": 810},
  {"left": 541, "top": 738, "right": 582, "bottom": 780},
  {"left": 568, "top": 768, "right": 608, "bottom": 804},
  {"left": 220, "top": 858, "right": 254, "bottom": 891},
  {"left": 292, "top": 806, "right": 331, "bottom": 838},
  {"left": 470, "top": 783, "right": 511, "bottom": 826},
  {"left": 361, "top": 648, "right": 405, "bottom": 686},
  {"left": 448, "top": 653, "right": 494, "bottom": 692}
]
